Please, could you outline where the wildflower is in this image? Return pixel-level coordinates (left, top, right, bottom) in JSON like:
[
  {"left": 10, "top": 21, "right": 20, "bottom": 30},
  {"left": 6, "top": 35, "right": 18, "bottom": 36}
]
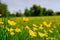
[
  {"left": 46, "top": 22, "right": 52, "bottom": 28},
  {"left": 0, "top": 21, "right": 4, "bottom": 24},
  {"left": 44, "top": 30, "right": 48, "bottom": 34},
  {"left": 49, "top": 30, "right": 53, "bottom": 33},
  {"left": 9, "top": 28, "right": 14, "bottom": 32},
  {"left": 38, "top": 32, "right": 48, "bottom": 38},
  {"left": 43, "top": 21, "right": 47, "bottom": 26},
  {"left": 39, "top": 26, "right": 43, "bottom": 30},
  {"left": 51, "top": 28, "right": 54, "bottom": 30},
  {"left": 15, "top": 28, "right": 22, "bottom": 32},
  {"left": 25, "top": 26, "right": 30, "bottom": 30},
  {"left": 40, "top": 24, "right": 43, "bottom": 27},
  {"left": 23, "top": 17, "right": 29, "bottom": 22},
  {"left": 33, "top": 27, "right": 38, "bottom": 31},
  {"left": 46, "top": 38, "right": 49, "bottom": 40},
  {"left": 0, "top": 14, "right": 2, "bottom": 16},
  {"left": 38, "top": 32, "right": 45, "bottom": 38},
  {"left": 53, "top": 26, "right": 56, "bottom": 29},
  {"left": 33, "top": 24, "right": 37, "bottom": 27},
  {"left": 10, "top": 31, "right": 15, "bottom": 36},
  {"left": 43, "top": 21, "right": 52, "bottom": 28},
  {"left": 8, "top": 20, "right": 16, "bottom": 26},
  {"left": 29, "top": 29, "right": 36, "bottom": 38}
]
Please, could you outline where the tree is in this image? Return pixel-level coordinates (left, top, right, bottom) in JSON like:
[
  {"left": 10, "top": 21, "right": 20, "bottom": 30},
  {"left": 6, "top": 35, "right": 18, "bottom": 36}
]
[
  {"left": 42, "top": 8, "right": 47, "bottom": 16},
  {"left": 30, "top": 4, "right": 42, "bottom": 16},
  {"left": 24, "top": 8, "right": 30, "bottom": 16},
  {"left": 0, "top": 2, "right": 9, "bottom": 17},
  {"left": 46, "top": 9, "right": 54, "bottom": 16}
]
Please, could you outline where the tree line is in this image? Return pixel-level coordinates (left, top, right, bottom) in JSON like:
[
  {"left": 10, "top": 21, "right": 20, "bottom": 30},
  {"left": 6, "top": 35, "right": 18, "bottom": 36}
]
[{"left": 0, "top": 2, "right": 60, "bottom": 17}]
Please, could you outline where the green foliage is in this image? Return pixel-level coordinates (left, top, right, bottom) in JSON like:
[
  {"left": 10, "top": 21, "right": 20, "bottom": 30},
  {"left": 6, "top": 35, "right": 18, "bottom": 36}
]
[
  {"left": 0, "top": 2, "right": 10, "bottom": 17},
  {"left": 46, "top": 9, "right": 54, "bottom": 16},
  {"left": 0, "top": 16, "right": 60, "bottom": 40},
  {"left": 24, "top": 8, "right": 30, "bottom": 16},
  {"left": 24, "top": 4, "right": 55, "bottom": 16},
  {"left": 56, "top": 12, "right": 60, "bottom": 15},
  {"left": 42, "top": 8, "right": 47, "bottom": 16},
  {"left": 30, "top": 5, "right": 42, "bottom": 16}
]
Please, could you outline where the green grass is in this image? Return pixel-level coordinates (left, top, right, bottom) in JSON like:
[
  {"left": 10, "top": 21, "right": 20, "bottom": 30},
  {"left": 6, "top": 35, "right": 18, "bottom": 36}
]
[{"left": 0, "top": 16, "right": 60, "bottom": 40}]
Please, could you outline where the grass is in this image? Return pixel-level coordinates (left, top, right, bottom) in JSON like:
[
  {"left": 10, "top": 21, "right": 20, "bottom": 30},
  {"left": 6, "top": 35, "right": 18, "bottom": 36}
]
[{"left": 0, "top": 16, "right": 60, "bottom": 40}]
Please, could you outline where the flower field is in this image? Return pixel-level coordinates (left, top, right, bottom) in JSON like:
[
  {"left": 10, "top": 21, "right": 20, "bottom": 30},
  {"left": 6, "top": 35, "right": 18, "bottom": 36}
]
[{"left": 0, "top": 16, "right": 60, "bottom": 40}]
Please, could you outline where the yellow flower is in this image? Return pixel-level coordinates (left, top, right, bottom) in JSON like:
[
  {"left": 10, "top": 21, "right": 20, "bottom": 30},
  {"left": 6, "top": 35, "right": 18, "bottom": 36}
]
[
  {"left": 53, "top": 26, "right": 56, "bottom": 29},
  {"left": 46, "top": 22, "right": 52, "bottom": 28},
  {"left": 15, "top": 28, "right": 22, "bottom": 32},
  {"left": 46, "top": 38, "right": 49, "bottom": 40},
  {"left": 10, "top": 31, "right": 15, "bottom": 36},
  {"left": 40, "top": 24, "right": 43, "bottom": 27},
  {"left": 29, "top": 29, "right": 36, "bottom": 37},
  {"left": 9, "top": 28, "right": 14, "bottom": 32},
  {"left": 44, "top": 30, "right": 48, "bottom": 34},
  {"left": 23, "top": 17, "right": 29, "bottom": 22},
  {"left": 0, "top": 21, "right": 4, "bottom": 24},
  {"left": 51, "top": 28, "right": 54, "bottom": 30},
  {"left": 8, "top": 20, "right": 16, "bottom": 26},
  {"left": 25, "top": 26, "right": 30, "bottom": 30},
  {"left": 39, "top": 26, "right": 43, "bottom": 30},
  {"left": 49, "top": 30, "right": 53, "bottom": 33},
  {"left": 33, "top": 24, "right": 37, "bottom": 27},
  {"left": 38, "top": 32, "right": 45, "bottom": 38},
  {"left": 43, "top": 21, "right": 52, "bottom": 28},
  {"left": 43, "top": 21, "right": 47, "bottom": 26},
  {"left": 0, "top": 14, "right": 2, "bottom": 16},
  {"left": 38, "top": 32, "right": 48, "bottom": 38},
  {"left": 33, "top": 27, "right": 38, "bottom": 31}
]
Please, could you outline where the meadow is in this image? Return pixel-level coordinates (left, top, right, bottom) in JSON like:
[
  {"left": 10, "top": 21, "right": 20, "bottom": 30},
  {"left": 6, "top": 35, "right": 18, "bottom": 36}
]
[{"left": 0, "top": 16, "right": 60, "bottom": 40}]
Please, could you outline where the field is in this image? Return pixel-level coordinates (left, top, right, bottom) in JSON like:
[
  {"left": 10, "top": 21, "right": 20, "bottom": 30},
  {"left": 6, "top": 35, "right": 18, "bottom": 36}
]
[{"left": 0, "top": 16, "right": 60, "bottom": 40}]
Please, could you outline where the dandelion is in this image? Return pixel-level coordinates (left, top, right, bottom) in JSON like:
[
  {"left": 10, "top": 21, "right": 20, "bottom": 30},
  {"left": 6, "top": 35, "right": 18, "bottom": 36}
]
[
  {"left": 10, "top": 31, "right": 15, "bottom": 36},
  {"left": 46, "top": 22, "right": 52, "bottom": 28},
  {"left": 29, "top": 29, "right": 36, "bottom": 38},
  {"left": 0, "top": 21, "right": 4, "bottom": 24},
  {"left": 38, "top": 32, "right": 48, "bottom": 38},
  {"left": 15, "top": 28, "right": 22, "bottom": 32},
  {"left": 43, "top": 21, "right": 47, "bottom": 26},
  {"left": 25, "top": 26, "right": 30, "bottom": 30},
  {"left": 44, "top": 33, "right": 48, "bottom": 37},
  {"left": 38, "top": 32, "right": 45, "bottom": 38},
  {"left": 39, "top": 26, "right": 43, "bottom": 30},
  {"left": 33, "top": 24, "right": 37, "bottom": 27},
  {"left": 49, "top": 30, "right": 53, "bottom": 33},
  {"left": 46, "top": 38, "right": 49, "bottom": 40},
  {"left": 43, "top": 21, "right": 52, "bottom": 28},
  {"left": 0, "top": 14, "right": 2, "bottom": 16},
  {"left": 51, "top": 28, "right": 54, "bottom": 30},
  {"left": 53, "top": 25, "right": 56, "bottom": 29},
  {"left": 9, "top": 28, "right": 14, "bottom": 32},
  {"left": 33, "top": 27, "right": 38, "bottom": 31},
  {"left": 8, "top": 20, "right": 16, "bottom": 26},
  {"left": 40, "top": 24, "right": 43, "bottom": 27},
  {"left": 44, "top": 30, "right": 48, "bottom": 34},
  {"left": 23, "top": 17, "right": 29, "bottom": 22}
]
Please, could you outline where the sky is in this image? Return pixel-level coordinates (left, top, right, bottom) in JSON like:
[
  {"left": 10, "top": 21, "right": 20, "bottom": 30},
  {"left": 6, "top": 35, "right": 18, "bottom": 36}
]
[{"left": 1, "top": 0, "right": 60, "bottom": 13}]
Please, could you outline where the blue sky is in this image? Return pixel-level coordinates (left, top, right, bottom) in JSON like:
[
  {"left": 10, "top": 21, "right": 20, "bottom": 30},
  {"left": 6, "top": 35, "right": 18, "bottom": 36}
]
[{"left": 1, "top": 0, "right": 60, "bottom": 13}]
